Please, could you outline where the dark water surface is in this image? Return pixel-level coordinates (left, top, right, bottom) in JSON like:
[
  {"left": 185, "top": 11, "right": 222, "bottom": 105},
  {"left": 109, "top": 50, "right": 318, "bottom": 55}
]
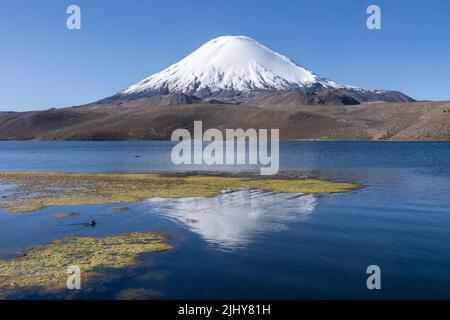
[{"left": 0, "top": 141, "right": 449, "bottom": 299}]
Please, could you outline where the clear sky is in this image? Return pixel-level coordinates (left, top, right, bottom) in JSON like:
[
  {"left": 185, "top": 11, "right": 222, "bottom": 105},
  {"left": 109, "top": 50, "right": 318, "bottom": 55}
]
[{"left": 1, "top": 0, "right": 449, "bottom": 111}]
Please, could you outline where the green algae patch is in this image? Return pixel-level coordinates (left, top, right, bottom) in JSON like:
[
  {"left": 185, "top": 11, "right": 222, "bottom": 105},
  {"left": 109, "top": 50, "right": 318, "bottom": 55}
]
[
  {"left": 51, "top": 212, "right": 81, "bottom": 219},
  {"left": 0, "top": 231, "right": 172, "bottom": 298},
  {"left": 115, "top": 288, "right": 163, "bottom": 300},
  {"left": 111, "top": 206, "right": 130, "bottom": 212},
  {"left": 0, "top": 172, "right": 359, "bottom": 213}
]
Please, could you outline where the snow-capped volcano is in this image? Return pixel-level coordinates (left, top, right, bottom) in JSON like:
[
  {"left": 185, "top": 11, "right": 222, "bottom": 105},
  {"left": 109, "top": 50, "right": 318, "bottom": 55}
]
[
  {"left": 101, "top": 35, "right": 413, "bottom": 104},
  {"left": 120, "top": 36, "right": 344, "bottom": 98}
]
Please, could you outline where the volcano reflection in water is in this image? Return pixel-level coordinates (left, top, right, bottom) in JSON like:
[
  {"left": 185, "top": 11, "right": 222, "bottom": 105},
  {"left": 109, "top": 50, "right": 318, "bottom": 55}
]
[{"left": 145, "top": 190, "right": 317, "bottom": 250}]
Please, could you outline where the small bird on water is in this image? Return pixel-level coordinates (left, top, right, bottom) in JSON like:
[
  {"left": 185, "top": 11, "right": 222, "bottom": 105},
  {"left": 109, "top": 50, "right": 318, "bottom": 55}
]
[{"left": 89, "top": 220, "right": 96, "bottom": 226}]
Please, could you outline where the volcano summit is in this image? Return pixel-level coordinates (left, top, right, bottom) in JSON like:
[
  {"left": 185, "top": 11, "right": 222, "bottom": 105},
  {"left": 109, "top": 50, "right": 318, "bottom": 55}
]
[{"left": 101, "top": 35, "right": 413, "bottom": 104}]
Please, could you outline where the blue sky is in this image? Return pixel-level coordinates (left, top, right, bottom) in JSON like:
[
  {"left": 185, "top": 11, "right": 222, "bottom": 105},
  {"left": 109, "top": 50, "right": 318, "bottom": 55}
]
[{"left": 1, "top": 0, "right": 449, "bottom": 111}]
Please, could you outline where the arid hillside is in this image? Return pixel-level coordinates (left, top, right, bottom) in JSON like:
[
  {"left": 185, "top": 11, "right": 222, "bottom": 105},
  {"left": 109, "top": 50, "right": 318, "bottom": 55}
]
[{"left": 0, "top": 99, "right": 449, "bottom": 141}]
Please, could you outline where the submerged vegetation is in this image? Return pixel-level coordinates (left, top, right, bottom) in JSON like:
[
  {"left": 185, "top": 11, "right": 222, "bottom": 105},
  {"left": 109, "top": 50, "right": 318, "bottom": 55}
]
[
  {"left": 111, "top": 206, "right": 130, "bottom": 212},
  {"left": 115, "top": 288, "right": 163, "bottom": 300},
  {"left": 0, "top": 172, "right": 359, "bottom": 213},
  {"left": 0, "top": 231, "right": 172, "bottom": 298},
  {"left": 51, "top": 212, "right": 81, "bottom": 219}
]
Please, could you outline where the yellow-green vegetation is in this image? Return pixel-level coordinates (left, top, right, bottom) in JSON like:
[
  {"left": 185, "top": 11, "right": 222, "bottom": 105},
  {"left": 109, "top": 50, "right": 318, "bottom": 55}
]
[
  {"left": 0, "top": 172, "right": 359, "bottom": 213},
  {"left": 111, "top": 206, "right": 130, "bottom": 212},
  {"left": 51, "top": 212, "right": 80, "bottom": 219},
  {"left": 0, "top": 231, "right": 172, "bottom": 298},
  {"left": 115, "top": 288, "right": 163, "bottom": 300}
]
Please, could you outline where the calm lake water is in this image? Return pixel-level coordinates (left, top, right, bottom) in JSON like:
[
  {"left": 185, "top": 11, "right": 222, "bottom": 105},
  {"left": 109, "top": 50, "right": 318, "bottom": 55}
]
[{"left": 0, "top": 141, "right": 449, "bottom": 299}]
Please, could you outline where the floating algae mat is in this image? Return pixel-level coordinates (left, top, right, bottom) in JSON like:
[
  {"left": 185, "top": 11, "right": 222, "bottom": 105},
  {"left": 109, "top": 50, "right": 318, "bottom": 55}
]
[
  {"left": 0, "top": 231, "right": 172, "bottom": 298},
  {"left": 51, "top": 212, "right": 81, "bottom": 219},
  {"left": 0, "top": 172, "right": 359, "bottom": 213},
  {"left": 111, "top": 206, "right": 130, "bottom": 212}
]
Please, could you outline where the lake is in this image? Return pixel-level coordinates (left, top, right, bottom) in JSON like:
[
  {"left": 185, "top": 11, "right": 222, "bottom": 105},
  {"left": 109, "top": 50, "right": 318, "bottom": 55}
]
[{"left": 0, "top": 141, "right": 449, "bottom": 299}]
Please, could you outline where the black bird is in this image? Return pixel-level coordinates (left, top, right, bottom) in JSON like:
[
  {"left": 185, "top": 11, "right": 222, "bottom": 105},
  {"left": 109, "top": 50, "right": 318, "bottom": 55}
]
[{"left": 89, "top": 220, "right": 96, "bottom": 226}]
